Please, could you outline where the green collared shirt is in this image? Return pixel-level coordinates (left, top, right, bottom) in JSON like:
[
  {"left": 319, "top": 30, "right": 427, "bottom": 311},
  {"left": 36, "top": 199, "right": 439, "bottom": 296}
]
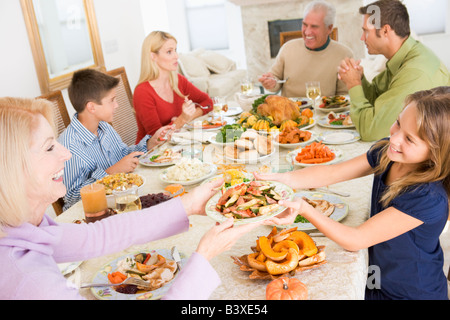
[{"left": 349, "top": 36, "right": 450, "bottom": 141}]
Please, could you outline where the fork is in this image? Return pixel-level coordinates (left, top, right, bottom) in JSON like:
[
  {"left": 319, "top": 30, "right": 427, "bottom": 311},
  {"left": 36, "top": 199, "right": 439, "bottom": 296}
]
[
  {"left": 192, "top": 102, "right": 211, "bottom": 110},
  {"left": 81, "top": 277, "right": 151, "bottom": 289},
  {"left": 276, "top": 77, "right": 289, "bottom": 84}
]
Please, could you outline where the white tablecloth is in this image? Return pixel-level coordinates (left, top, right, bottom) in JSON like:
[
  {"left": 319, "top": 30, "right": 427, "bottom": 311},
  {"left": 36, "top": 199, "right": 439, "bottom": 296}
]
[{"left": 56, "top": 117, "right": 378, "bottom": 300}]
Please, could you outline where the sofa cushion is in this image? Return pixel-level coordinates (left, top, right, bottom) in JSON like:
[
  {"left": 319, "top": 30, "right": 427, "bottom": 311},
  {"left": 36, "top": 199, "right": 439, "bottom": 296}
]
[
  {"left": 178, "top": 53, "right": 210, "bottom": 78},
  {"left": 199, "top": 50, "right": 236, "bottom": 74},
  {"left": 207, "top": 69, "right": 247, "bottom": 97}
]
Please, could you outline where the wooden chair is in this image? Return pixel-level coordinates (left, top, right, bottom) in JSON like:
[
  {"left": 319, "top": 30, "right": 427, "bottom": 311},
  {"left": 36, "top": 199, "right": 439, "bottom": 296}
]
[
  {"left": 106, "top": 67, "right": 138, "bottom": 146},
  {"left": 280, "top": 27, "right": 338, "bottom": 47},
  {"left": 38, "top": 90, "right": 70, "bottom": 216},
  {"left": 38, "top": 90, "right": 71, "bottom": 137}
]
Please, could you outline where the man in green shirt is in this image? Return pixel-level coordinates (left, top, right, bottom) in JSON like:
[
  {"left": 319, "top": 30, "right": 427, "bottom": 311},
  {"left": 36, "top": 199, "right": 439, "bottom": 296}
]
[{"left": 338, "top": 0, "right": 450, "bottom": 141}]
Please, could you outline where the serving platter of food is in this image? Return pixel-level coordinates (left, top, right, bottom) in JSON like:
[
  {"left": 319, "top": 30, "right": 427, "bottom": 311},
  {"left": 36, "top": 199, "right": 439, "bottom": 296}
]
[
  {"left": 279, "top": 191, "right": 349, "bottom": 231},
  {"left": 89, "top": 249, "right": 185, "bottom": 300},
  {"left": 231, "top": 226, "right": 327, "bottom": 279},
  {"left": 272, "top": 128, "right": 317, "bottom": 149},
  {"left": 159, "top": 158, "right": 217, "bottom": 185},
  {"left": 317, "top": 95, "right": 350, "bottom": 113},
  {"left": 95, "top": 173, "right": 145, "bottom": 196},
  {"left": 287, "top": 142, "right": 343, "bottom": 167},
  {"left": 201, "top": 168, "right": 254, "bottom": 188},
  {"left": 223, "top": 129, "right": 275, "bottom": 164},
  {"left": 205, "top": 180, "right": 294, "bottom": 225}
]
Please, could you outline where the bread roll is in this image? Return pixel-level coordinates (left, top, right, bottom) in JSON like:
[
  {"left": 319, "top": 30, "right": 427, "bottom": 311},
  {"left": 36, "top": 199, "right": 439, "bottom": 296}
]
[
  {"left": 240, "top": 129, "right": 258, "bottom": 140},
  {"left": 235, "top": 139, "right": 254, "bottom": 150},
  {"left": 224, "top": 145, "right": 238, "bottom": 159},
  {"left": 254, "top": 135, "right": 273, "bottom": 155}
]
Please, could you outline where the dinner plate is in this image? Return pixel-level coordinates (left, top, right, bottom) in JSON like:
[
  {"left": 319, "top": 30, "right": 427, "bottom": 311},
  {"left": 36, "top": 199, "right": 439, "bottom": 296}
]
[
  {"left": 287, "top": 146, "right": 344, "bottom": 167},
  {"left": 205, "top": 181, "right": 294, "bottom": 226},
  {"left": 290, "top": 97, "right": 313, "bottom": 109},
  {"left": 159, "top": 162, "right": 217, "bottom": 185},
  {"left": 89, "top": 249, "right": 186, "bottom": 300},
  {"left": 317, "top": 95, "right": 351, "bottom": 113},
  {"left": 278, "top": 191, "right": 348, "bottom": 231},
  {"left": 96, "top": 174, "right": 146, "bottom": 196},
  {"left": 224, "top": 148, "right": 275, "bottom": 164},
  {"left": 317, "top": 115, "right": 355, "bottom": 129},
  {"left": 139, "top": 145, "right": 186, "bottom": 167},
  {"left": 222, "top": 106, "right": 243, "bottom": 117},
  {"left": 272, "top": 130, "right": 317, "bottom": 149},
  {"left": 184, "top": 120, "right": 227, "bottom": 131},
  {"left": 318, "top": 130, "right": 360, "bottom": 145}
]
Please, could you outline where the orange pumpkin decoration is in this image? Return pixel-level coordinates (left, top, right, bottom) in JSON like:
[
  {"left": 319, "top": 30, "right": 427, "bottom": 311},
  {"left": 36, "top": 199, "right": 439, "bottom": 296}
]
[{"left": 266, "top": 277, "right": 308, "bottom": 300}]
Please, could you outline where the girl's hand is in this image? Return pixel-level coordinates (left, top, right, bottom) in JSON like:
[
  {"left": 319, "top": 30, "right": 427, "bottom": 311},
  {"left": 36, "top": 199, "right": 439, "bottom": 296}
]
[
  {"left": 263, "top": 197, "right": 307, "bottom": 226},
  {"left": 196, "top": 218, "right": 262, "bottom": 261},
  {"left": 180, "top": 178, "right": 224, "bottom": 216}
]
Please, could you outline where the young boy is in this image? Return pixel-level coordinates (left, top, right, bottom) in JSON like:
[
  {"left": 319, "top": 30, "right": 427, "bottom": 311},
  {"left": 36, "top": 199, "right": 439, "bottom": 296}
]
[{"left": 59, "top": 68, "right": 168, "bottom": 210}]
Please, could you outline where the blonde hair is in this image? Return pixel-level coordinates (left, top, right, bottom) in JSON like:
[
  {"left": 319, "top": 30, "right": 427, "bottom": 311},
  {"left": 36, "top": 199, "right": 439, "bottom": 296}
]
[
  {"left": 373, "top": 86, "right": 450, "bottom": 206},
  {"left": 0, "top": 97, "right": 55, "bottom": 237},
  {"left": 137, "top": 31, "right": 185, "bottom": 98}
]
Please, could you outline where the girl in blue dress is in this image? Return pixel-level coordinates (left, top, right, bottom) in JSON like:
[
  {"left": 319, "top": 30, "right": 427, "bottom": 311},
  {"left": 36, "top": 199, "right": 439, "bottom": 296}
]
[{"left": 257, "top": 86, "right": 450, "bottom": 299}]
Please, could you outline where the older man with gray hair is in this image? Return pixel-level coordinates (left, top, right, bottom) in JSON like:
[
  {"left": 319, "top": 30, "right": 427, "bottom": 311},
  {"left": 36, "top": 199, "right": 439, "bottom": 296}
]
[{"left": 259, "top": 0, "right": 353, "bottom": 97}]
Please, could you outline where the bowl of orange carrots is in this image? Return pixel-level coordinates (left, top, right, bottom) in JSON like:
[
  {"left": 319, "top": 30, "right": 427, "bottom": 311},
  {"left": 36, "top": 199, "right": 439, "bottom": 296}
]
[{"left": 287, "top": 141, "right": 343, "bottom": 167}]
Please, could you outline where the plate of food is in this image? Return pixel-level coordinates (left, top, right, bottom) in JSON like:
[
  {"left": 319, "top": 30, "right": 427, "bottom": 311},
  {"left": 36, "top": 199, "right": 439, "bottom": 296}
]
[
  {"left": 89, "top": 249, "right": 185, "bottom": 300},
  {"left": 201, "top": 168, "right": 255, "bottom": 188},
  {"left": 318, "top": 111, "right": 355, "bottom": 128},
  {"left": 223, "top": 130, "right": 275, "bottom": 164},
  {"left": 139, "top": 145, "right": 185, "bottom": 167},
  {"left": 273, "top": 129, "right": 317, "bottom": 149},
  {"left": 287, "top": 142, "right": 344, "bottom": 167},
  {"left": 185, "top": 117, "right": 227, "bottom": 130},
  {"left": 159, "top": 158, "right": 217, "bottom": 185},
  {"left": 317, "top": 95, "right": 350, "bottom": 113},
  {"left": 280, "top": 191, "right": 348, "bottom": 231},
  {"left": 289, "top": 97, "right": 313, "bottom": 109},
  {"left": 206, "top": 181, "right": 294, "bottom": 225},
  {"left": 318, "top": 130, "right": 360, "bottom": 145},
  {"left": 222, "top": 105, "right": 243, "bottom": 117},
  {"left": 95, "top": 173, "right": 145, "bottom": 196}
]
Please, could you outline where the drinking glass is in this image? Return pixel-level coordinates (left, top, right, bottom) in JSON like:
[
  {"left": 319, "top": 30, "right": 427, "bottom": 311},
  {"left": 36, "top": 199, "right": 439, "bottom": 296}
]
[
  {"left": 305, "top": 81, "right": 321, "bottom": 117},
  {"left": 80, "top": 183, "right": 111, "bottom": 223},
  {"left": 212, "top": 96, "right": 226, "bottom": 121},
  {"left": 240, "top": 77, "right": 254, "bottom": 95},
  {"left": 113, "top": 185, "right": 142, "bottom": 214}
]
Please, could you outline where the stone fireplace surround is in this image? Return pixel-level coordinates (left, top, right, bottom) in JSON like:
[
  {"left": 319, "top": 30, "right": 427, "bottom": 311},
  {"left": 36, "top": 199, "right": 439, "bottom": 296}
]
[{"left": 229, "top": 0, "right": 366, "bottom": 81}]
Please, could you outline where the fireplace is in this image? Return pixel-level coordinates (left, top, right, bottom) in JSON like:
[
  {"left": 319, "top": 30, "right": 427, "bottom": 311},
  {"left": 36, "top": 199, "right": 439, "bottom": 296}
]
[{"left": 268, "top": 18, "right": 302, "bottom": 58}]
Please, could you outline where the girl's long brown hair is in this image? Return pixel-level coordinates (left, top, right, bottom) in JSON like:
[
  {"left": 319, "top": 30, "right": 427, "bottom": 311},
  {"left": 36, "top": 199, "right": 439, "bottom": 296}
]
[{"left": 372, "top": 86, "right": 450, "bottom": 207}]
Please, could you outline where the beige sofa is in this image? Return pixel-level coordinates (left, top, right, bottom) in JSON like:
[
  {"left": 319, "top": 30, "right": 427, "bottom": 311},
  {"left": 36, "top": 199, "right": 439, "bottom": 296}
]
[{"left": 178, "top": 48, "right": 247, "bottom": 100}]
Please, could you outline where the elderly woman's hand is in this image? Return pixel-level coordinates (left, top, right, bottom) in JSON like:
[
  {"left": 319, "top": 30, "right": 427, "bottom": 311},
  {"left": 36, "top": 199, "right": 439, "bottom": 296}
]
[
  {"left": 180, "top": 178, "right": 224, "bottom": 216},
  {"left": 196, "top": 218, "right": 262, "bottom": 261}
]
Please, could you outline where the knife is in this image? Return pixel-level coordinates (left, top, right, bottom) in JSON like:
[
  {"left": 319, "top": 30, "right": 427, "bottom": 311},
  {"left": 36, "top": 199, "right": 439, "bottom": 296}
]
[{"left": 171, "top": 246, "right": 182, "bottom": 271}]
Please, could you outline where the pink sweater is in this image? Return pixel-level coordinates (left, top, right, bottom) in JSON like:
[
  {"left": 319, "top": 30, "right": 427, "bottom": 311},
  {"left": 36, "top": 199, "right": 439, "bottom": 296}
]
[{"left": 0, "top": 198, "right": 220, "bottom": 300}]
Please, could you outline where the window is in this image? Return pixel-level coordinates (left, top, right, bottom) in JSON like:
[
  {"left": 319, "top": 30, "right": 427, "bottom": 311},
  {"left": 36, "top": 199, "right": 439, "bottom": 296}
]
[
  {"left": 404, "top": 0, "right": 447, "bottom": 35},
  {"left": 185, "top": 0, "right": 229, "bottom": 50}
]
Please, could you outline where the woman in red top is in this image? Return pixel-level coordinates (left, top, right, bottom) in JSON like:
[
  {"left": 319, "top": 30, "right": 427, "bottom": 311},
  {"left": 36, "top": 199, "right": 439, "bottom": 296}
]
[{"left": 133, "top": 31, "right": 213, "bottom": 142}]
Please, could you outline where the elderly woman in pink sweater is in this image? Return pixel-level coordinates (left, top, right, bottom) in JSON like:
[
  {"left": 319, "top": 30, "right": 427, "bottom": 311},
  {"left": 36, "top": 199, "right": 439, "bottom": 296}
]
[{"left": 0, "top": 97, "right": 259, "bottom": 300}]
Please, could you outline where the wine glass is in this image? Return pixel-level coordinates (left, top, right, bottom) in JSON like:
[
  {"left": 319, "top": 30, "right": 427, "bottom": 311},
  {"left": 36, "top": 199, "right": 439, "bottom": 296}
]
[
  {"left": 212, "top": 96, "right": 225, "bottom": 121},
  {"left": 305, "top": 81, "right": 321, "bottom": 118},
  {"left": 240, "top": 77, "right": 254, "bottom": 95}
]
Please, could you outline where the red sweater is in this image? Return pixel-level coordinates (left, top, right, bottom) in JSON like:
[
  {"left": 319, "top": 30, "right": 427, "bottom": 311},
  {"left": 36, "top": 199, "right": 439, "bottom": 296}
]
[{"left": 133, "top": 74, "right": 213, "bottom": 142}]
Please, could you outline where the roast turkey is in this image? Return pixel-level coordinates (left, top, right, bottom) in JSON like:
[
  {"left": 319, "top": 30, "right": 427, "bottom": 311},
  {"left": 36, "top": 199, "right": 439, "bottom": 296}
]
[{"left": 257, "top": 95, "right": 300, "bottom": 126}]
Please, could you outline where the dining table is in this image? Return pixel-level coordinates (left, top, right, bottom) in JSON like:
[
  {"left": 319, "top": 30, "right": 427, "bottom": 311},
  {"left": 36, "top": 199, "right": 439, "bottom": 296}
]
[{"left": 55, "top": 100, "right": 378, "bottom": 300}]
